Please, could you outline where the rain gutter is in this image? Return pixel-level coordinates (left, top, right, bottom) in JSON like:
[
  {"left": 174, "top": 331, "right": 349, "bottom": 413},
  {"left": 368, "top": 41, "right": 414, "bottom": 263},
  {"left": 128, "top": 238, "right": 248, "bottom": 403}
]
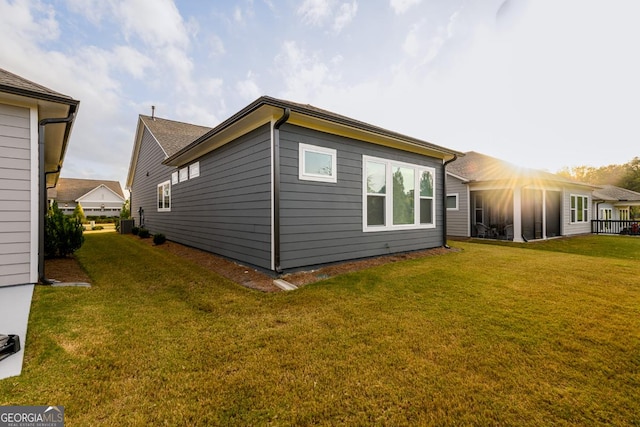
[
  {"left": 38, "top": 105, "right": 78, "bottom": 284},
  {"left": 273, "top": 108, "right": 290, "bottom": 273}
]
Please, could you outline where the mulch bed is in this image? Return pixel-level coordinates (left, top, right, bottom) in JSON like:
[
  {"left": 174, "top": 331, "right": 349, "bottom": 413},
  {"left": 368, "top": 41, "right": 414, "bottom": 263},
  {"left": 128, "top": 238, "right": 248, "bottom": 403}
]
[{"left": 46, "top": 233, "right": 458, "bottom": 292}]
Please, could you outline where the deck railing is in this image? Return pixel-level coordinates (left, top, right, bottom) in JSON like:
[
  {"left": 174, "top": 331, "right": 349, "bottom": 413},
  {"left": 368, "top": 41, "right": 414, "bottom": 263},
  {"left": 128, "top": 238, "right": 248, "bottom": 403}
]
[{"left": 591, "top": 220, "right": 640, "bottom": 235}]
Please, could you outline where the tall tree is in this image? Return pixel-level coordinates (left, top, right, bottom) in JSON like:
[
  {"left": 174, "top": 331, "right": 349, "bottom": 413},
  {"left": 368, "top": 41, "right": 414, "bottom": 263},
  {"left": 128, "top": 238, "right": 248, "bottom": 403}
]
[{"left": 620, "top": 157, "right": 640, "bottom": 193}]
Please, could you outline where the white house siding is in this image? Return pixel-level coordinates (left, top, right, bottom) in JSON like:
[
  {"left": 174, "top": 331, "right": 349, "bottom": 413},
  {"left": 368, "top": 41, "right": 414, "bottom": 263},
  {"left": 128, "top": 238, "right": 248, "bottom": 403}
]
[
  {"left": 445, "top": 174, "right": 469, "bottom": 237},
  {"left": 76, "top": 186, "right": 124, "bottom": 217},
  {"left": 0, "top": 102, "right": 36, "bottom": 380},
  {"left": 0, "top": 103, "right": 32, "bottom": 287},
  {"left": 562, "top": 188, "right": 592, "bottom": 236}
]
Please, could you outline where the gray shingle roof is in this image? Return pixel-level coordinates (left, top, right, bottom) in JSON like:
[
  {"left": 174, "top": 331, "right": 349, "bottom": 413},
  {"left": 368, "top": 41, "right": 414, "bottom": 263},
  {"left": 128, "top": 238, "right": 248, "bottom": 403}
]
[
  {"left": 140, "top": 115, "right": 211, "bottom": 157},
  {"left": 0, "top": 67, "right": 76, "bottom": 103},
  {"left": 50, "top": 178, "right": 125, "bottom": 202},
  {"left": 592, "top": 184, "right": 640, "bottom": 202},
  {"left": 447, "top": 151, "right": 581, "bottom": 185}
]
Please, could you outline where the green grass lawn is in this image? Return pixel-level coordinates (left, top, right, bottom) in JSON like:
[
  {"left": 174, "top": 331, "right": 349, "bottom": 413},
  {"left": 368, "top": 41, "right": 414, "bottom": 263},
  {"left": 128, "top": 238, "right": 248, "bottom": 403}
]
[{"left": 1, "top": 234, "right": 639, "bottom": 426}]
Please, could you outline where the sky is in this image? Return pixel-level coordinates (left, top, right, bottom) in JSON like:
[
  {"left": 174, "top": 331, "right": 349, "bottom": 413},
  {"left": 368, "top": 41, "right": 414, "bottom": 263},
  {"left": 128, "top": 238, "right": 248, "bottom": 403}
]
[{"left": 1, "top": 0, "right": 639, "bottom": 192}]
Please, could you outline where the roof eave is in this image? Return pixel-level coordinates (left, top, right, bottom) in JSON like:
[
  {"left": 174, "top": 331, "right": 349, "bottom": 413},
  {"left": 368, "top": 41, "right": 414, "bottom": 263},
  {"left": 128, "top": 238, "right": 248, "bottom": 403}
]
[{"left": 163, "top": 96, "right": 462, "bottom": 167}]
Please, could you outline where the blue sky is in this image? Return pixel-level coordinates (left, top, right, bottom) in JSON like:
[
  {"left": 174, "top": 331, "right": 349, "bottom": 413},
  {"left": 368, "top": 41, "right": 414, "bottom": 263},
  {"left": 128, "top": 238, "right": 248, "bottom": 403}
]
[{"left": 1, "top": 0, "right": 639, "bottom": 191}]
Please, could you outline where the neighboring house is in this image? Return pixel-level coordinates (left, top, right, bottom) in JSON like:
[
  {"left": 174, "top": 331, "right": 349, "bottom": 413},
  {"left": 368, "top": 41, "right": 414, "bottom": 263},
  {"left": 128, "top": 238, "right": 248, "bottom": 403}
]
[
  {"left": 446, "top": 151, "right": 596, "bottom": 242},
  {"left": 127, "top": 96, "right": 462, "bottom": 273},
  {"left": 591, "top": 185, "right": 640, "bottom": 234},
  {"left": 0, "top": 68, "right": 79, "bottom": 379},
  {"left": 48, "top": 178, "right": 125, "bottom": 217}
]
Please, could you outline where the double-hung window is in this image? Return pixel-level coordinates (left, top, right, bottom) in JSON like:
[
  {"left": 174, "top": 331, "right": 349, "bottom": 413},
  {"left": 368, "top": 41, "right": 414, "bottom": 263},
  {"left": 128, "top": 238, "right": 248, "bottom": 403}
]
[
  {"left": 363, "top": 156, "right": 436, "bottom": 231},
  {"left": 570, "top": 194, "right": 588, "bottom": 223},
  {"left": 157, "top": 181, "right": 171, "bottom": 212}
]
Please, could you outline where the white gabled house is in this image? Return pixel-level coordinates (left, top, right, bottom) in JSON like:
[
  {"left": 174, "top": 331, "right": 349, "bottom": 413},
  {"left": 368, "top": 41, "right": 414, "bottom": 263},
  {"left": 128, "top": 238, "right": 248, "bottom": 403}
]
[{"left": 48, "top": 178, "right": 125, "bottom": 217}]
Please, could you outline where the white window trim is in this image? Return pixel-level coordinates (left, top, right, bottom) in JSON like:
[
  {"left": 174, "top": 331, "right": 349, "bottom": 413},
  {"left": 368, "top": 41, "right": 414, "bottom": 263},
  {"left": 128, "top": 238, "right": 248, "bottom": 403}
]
[
  {"left": 446, "top": 193, "right": 459, "bottom": 211},
  {"left": 363, "top": 155, "right": 436, "bottom": 232},
  {"left": 179, "top": 167, "right": 189, "bottom": 182},
  {"left": 299, "top": 143, "right": 337, "bottom": 183},
  {"left": 171, "top": 171, "right": 179, "bottom": 185},
  {"left": 157, "top": 180, "right": 171, "bottom": 212},
  {"left": 570, "top": 194, "right": 589, "bottom": 223},
  {"left": 189, "top": 161, "right": 200, "bottom": 179}
]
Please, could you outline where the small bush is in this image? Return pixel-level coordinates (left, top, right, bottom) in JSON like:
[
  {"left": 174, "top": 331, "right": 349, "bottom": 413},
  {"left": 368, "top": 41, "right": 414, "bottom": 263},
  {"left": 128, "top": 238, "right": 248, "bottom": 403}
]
[
  {"left": 131, "top": 226, "right": 140, "bottom": 235},
  {"left": 45, "top": 201, "right": 84, "bottom": 257},
  {"left": 92, "top": 225, "right": 104, "bottom": 231},
  {"left": 153, "top": 234, "right": 166, "bottom": 245},
  {"left": 138, "top": 228, "right": 150, "bottom": 238},
  {"left": 73, "top": 203, "right": 86, "bottom": 223}
]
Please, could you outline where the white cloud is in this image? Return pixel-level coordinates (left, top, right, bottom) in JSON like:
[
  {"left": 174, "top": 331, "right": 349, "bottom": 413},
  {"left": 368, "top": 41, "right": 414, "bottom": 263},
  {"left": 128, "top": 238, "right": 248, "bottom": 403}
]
[
  {"left": 115, "top": 0, "right": 189, "bottom": 48},
  {"left": 298, "top": 0, "right": 332, "bottom": 26},
  {"left": 66, "top": 0, "right": 109, "bottom": 25},
  {"left": 402, "top": 23, "right": 422, "bottom": 57},
  {"left": 233, "top": 6, "right": 244, "bottom": 23},
  {"left": 390, "top": 0, "right": 422, "bottom": 15},
  {"left": 207, "top": 34, "right": 226, "bottom": 57},
  {"left": 273, "top": 41, "right": 340, "bottom": 101},
  {"left": 333, "top": 1, "right": 358, "bottom": 33},
  {"left": 236, "top": 72, "right": 262, "bottom": 101},
  {"left": 112, "top": 46, "right": 153, "bottom": 79},
  {"left": 0, "top": 0, "right": 59, "bottom": 42},
  {"left": 297, "top": 0, "right": 357, "bottom": 33}
]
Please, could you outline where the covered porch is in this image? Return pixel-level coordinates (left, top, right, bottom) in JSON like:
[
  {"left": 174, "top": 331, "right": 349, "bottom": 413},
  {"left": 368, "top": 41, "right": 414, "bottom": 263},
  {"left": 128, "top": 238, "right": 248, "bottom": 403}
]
[{"left": 470, "top": 187, "right": 562, "bottom": 242}]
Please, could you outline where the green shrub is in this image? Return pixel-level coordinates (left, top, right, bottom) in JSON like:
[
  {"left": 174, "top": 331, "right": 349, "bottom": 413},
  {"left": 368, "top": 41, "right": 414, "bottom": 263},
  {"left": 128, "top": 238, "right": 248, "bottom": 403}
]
[
  {"left": 45, "top": 201, "right": 84, "bottom": 257},
  {"left": 92, "top": 225, "right": 104, "bottom": 231},
  {"left": 138, "top": 228, "right": 150, "bottom": 238},
  {"left": 73, "top": 203, "right": 86, "bottom": 223},
  {"left": 120, "top": 199, "right": 131, "bottom": 219},
  {"left": 153, "top": 234, "right": 166, "bottom": 245},
  {"left": 131, "top": 226, "right": 140, "bottom": 235}
]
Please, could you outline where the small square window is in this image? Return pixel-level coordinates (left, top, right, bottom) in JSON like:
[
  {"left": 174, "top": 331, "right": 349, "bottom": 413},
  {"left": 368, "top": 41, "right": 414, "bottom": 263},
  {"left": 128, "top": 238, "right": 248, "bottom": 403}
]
[
  {"left": 171, "top": 171, "right": 178, "bottom": 185},
  {"left": 189, "top": 162, "right": 200, "bottom": 179},
  {"left": 179, "top": 167, "right": 188, "bottom": 182},
  {"left": 299, "top": 143, "right": 337, "bottom": 183},
  {"left": 446, "top": 194, "right": 459, "bottom": 210}
]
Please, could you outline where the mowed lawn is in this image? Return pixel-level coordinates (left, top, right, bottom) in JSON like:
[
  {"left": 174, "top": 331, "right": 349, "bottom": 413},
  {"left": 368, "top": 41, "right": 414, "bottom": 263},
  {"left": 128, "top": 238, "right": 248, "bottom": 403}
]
[{"left": 1, "top": 234, "right": 639, "bottom": 426}]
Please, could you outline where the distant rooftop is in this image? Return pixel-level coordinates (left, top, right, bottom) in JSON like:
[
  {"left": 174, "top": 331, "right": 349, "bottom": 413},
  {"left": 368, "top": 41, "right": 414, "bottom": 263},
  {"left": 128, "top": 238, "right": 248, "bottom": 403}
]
[
  {"left": 49, "top": 178, "right": 125, "bottom": 202},
  {"left": 593, "top": 184, "right": 640, "bottom": 202},
  {"left": 140, "top": 115, "right": 212, "bottom": 157},
  {"left": 447, "top": 151, "right": 585, "bottom": 185}
]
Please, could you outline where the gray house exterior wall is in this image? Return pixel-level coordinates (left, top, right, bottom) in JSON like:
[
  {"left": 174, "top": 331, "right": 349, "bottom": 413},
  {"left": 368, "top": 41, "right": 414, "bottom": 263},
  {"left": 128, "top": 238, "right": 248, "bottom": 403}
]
[
  {"left": 130, "top": 124, "right": 273, "bottom": 270},
  {"left": 0, "top": 103, "right": 32, "bottom": 287},
  {"left": 445, "top": 173, "right": 469, "bottom": 237},
  {"left": 278, "top": 124, "right": 444, "bottom": 270},
  {"left": 131, "top": 120, "right": 448, "bottom": 273}
]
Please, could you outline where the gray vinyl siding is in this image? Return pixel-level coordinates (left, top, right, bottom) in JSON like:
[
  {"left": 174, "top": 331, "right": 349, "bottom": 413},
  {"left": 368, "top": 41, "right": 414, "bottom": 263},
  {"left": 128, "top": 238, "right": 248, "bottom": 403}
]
[
  {"left": 445, "top": 174, "right": 469, "bottom": 237},
  {"left": 278, "top": 124, "right": 444, "bottom": 270},
  {"left": 0, "top": 104, "right": 31, "bottom": 287},
  {"left": 131, "top": 124, "right": 273, "bottom": 270},
  {"left": 130, "top": 126, "right": 172, "bottom": 230}
]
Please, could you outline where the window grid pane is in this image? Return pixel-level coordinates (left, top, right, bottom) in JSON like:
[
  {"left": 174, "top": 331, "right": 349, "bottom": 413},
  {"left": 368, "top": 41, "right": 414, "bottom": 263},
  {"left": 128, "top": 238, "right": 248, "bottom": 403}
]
[{"left": 392, "top": 166, "right": 414, "bottom": 225}]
